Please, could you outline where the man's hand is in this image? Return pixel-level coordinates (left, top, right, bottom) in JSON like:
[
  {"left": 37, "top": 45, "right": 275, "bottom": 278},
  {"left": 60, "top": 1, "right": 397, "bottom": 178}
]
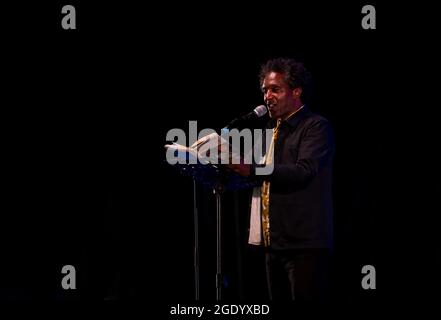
[{"left": 226, "top": 163, "right": 251, "bottom": 177}]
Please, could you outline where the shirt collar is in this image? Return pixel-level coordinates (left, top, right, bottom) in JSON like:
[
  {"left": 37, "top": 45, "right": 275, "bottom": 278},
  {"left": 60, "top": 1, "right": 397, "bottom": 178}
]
[
  {"left": 267, "top": 105, "right": 309, "bottom": 129},
  {"left": 284, "top": 104, "right": 305, "bottom": 122}
]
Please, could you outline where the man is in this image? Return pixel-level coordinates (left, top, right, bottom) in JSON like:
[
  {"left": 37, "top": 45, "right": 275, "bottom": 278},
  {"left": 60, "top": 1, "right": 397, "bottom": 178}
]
[{"left": 229, "top": 58, "right": 335, "bottom": 301}]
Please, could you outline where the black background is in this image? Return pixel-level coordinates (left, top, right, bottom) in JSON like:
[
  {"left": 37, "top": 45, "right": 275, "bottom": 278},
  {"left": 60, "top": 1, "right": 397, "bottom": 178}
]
[{"left": 1, "top": 0, "right": 440, "bottom": 313}]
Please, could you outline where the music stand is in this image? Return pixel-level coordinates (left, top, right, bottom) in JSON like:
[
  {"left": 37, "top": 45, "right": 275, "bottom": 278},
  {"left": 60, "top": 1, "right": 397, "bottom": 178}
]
[{"left": 170, "top": 162, "right": 256, "bottom": 300}]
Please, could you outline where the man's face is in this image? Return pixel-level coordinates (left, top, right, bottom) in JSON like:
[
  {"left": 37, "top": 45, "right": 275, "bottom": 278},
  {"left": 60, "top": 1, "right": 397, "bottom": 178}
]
[{"left": 261, "top": 72, "right": 298, "bottom": 119}]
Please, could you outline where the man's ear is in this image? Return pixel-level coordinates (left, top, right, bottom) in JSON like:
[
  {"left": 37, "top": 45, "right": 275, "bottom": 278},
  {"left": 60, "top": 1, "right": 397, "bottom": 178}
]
[{"left": 293, "top": 87, "right": 302, "bottom": 98}]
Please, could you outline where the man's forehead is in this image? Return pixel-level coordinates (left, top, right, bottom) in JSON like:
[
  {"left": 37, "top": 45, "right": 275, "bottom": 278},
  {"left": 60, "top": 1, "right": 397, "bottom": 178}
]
[{"left": 262, "top": 72, "right": 285, "bottom": 87}]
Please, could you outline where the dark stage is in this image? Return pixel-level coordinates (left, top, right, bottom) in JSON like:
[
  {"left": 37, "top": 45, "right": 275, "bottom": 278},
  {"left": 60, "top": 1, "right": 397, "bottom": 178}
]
[{"left": 1, "top": 1, "right": 440, "bottom": 314}]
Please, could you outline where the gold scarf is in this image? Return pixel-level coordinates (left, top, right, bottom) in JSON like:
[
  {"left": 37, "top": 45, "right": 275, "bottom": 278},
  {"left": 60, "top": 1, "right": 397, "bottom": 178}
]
[
  {"left": 260, "top": 119, "right": 281, "bottom": 247},
  {"left": 260, "top": 105, "right": 304, "bottom": 246}
]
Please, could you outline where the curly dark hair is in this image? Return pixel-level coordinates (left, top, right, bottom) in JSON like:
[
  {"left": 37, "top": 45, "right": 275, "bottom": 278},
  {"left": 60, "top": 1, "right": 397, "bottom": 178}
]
[{"left": 259, "top": 58, "right": 313, "bottom": 103}]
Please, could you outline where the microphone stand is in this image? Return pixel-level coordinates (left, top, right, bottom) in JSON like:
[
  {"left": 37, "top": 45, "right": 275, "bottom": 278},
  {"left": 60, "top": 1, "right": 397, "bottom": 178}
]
[
  {"left": 193, "top": 179, "right": 200, "bottom": 300},
  {"left": 213, "top": 182, "right": 225, "bottom": 301}
]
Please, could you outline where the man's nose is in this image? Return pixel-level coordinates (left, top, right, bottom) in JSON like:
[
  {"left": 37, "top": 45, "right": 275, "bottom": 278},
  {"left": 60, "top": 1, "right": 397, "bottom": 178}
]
[{"left": 265, "top": 90, "right": 274, "bottom": 101}]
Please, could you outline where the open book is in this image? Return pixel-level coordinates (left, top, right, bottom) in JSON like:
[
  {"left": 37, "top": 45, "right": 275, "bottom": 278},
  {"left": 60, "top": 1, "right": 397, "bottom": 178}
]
[
  {"left": 165, "top": 132, "right": 242, "bottom": 165},
  {"left": 165, "top": 132, "right": 260, "bottom": 190}
]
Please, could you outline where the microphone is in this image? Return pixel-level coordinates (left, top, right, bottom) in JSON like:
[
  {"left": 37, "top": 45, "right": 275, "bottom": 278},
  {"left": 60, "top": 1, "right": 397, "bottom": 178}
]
[{"left": 225, "top": 105, "right": 268, "bottom": 130}]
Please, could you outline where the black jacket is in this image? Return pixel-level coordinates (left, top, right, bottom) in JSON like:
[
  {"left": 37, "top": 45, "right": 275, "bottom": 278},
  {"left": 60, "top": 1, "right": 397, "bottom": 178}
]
[{"left": 254, "top": 107, "right": 335, "bottom": 250}]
